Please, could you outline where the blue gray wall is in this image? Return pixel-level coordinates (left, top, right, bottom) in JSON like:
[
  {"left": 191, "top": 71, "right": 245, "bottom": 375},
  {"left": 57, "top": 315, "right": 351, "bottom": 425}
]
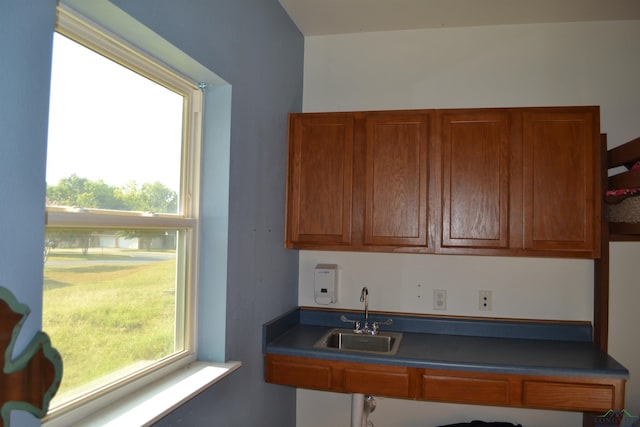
[
  {"left": 111, "top": 1, "right": 303, "bottom": 425},
  {"left": 0, "top": 0, "right": 303, "bottom": 426},
  {"left": 0, "top": 2, "right": 56, "bottom": 426}
]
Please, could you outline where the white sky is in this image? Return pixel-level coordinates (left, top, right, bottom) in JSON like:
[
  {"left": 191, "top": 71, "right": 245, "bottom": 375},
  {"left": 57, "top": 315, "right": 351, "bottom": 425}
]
[{"left": 47, "top": 33, "right": 183, "bottom": 193}]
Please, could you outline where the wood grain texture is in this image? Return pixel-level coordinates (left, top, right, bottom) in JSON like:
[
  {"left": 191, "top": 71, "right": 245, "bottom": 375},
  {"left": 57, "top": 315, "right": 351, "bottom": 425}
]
[
  {"left": 441, "top": 111, "right": 510, "bottom": 249},
  {"left": 344, "top": 366, "right": 412, "bottom": 398},
  {"left": 523, "top": 380, "right": 614, "bottom": 411},
  {"left": 285, "top": 106, "right": 601, "bottom": 258},
  {"left": 265, "top": 354, "right": 625, "bottom": 412},
  {"left": 0, "top": 288, "right": 63, "bottom": 426},
  {"left": 286, "top": 113, "right": 354, "bottom": 246},
  {"left": 422, "top": 373, "right": 511, "bottom": 405},
  {"left": 522, "top": 108, "right": 600, "bottom": 256},
  {"left": 607, "top": 135, "right": 640, "bottom": 168},
  {"left": 364, "top": 112, "right": 430, "bottom": 247}
]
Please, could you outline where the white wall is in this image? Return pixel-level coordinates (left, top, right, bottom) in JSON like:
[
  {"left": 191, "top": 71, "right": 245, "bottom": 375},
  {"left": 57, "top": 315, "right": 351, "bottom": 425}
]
[
  {"left": 299, "top": 251, "right": 593, "bottom": 320},
  {"left": 298, "top": 20, "right": 640, "bottom": 427},
  {"left": 298, "top": 390, "right": 579, "bottom": 427},
  {"left": 609, "top": 242, "right": 640, "bottom": 417}
]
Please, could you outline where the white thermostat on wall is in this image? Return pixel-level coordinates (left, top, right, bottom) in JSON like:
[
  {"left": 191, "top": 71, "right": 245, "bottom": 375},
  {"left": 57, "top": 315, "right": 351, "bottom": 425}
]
[{"left": 314, "top": 264, "right": 338, "bottom": 305}]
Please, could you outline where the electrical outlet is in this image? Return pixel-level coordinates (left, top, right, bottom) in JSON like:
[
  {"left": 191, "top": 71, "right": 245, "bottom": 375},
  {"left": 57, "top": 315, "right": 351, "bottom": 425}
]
[
  {"left": 479, "top": 290, "right": 492, "bottom": 311},
  {"left": 433, "top": 289, "right": 447, "bottom": 310}
]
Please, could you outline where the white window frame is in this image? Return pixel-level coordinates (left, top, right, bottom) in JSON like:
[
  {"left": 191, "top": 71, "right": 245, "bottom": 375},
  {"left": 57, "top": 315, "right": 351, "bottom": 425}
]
[{"left": 43, "top": 5, "right": 205, "bottom": 424}]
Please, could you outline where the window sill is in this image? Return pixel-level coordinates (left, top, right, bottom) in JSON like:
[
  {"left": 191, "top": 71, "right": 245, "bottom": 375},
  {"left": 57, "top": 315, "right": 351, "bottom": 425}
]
[{"left": 44, "top": 361, "right": 241, "bottom": 427}]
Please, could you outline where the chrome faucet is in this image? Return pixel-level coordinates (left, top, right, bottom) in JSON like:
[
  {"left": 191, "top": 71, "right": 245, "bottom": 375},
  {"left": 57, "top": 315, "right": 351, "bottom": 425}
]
[
  {"left": 340, "top": 286, "right": 393, "bottom": 335},
  {"left": 360, "top": 286, "right": 369, "bottom": 332}
]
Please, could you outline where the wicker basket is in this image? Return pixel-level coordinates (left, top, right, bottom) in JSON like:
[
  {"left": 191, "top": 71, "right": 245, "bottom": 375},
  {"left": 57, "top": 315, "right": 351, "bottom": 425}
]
[{"left": 607, "top": 195, "right": 640, "bottom": 223}]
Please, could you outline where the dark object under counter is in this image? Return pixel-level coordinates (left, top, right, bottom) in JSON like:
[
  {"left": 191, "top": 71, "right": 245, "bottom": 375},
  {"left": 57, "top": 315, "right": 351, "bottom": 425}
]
[{"left": 262, "top": 307, "right": 628, "bottom": 379}]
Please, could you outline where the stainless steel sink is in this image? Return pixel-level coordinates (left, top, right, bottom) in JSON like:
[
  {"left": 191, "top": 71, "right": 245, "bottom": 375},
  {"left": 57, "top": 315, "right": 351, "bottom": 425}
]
[{"left": 313, "top": 328, "right": 402, "bottom": 355}]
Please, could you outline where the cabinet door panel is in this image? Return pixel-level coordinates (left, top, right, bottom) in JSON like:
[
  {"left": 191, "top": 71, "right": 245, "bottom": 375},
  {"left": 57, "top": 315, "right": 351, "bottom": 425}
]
[
  {"left": 523, "top": 381, "right": 614, "bottom": 412},
  {"left": 364, "top": 114, "right": 430, "bottom": 247},
  {"left": 284, "top": 107, "right": 600, "bottom": 257},
  {"left": 422, "top": 373, "right": 510, "bottom": 405},
  {"left": 287, "top": 115, "right": 354, "bottom": 246},
  {"left": 522, "top": 110, "right": 598, "bottom": 254},
  {"left": 441, "top": 112, "right": 510, "bottom": 249},
  {"left": 266, "top": 358, "right": 332, "bottom": 390},
  {"left": 344, "top": 367, "right": 410, "bottom": 398}
]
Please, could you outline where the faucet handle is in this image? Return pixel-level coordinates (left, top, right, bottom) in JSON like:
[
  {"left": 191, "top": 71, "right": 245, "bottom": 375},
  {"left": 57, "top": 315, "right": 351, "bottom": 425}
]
[
  {"left": 372, "top": 318, "right": 393, "bottom": 334},
  {"left": 340, "top": 315, "right": 362, "bottom": 332}
]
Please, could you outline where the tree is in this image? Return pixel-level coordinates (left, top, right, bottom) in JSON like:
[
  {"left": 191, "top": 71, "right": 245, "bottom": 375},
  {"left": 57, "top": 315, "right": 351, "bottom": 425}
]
[
  {"left": 46, "top": 174, "right": 123, "bottom": 210},
  {"left": 140, "top": 181, "right": 178, "bottom": 213},
  {"left": 45, "top": 176, "right": 178, "bottom": 256},
  {"left": 46, "top": 175, "right": 176, "bottom": 213},
  {"left": 115, "top": 181, "right": 177, "bottom": 213},
  {"left": 44, "top": 229, "right": 95, "bottom": 256},
  {"left": 113, "top": 180, "right": 178, "bottom": 251}
]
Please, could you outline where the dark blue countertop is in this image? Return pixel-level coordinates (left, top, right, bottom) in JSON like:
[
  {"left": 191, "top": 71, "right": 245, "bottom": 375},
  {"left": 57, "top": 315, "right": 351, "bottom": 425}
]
[{"left": 263, "top": 307, "right": 629, "bottom": 379}]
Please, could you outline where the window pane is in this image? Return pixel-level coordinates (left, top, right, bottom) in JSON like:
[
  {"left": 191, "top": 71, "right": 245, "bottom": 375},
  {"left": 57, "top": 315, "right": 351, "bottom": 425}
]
[
  {"left": 45, "top": 15, "right": 199, "bottom": 414},
  {"left": 47, "top": 33, "right": 184, "bottom": 214},
  {"left": 43, "top": 228, "right": 182, "bottom": 404}
]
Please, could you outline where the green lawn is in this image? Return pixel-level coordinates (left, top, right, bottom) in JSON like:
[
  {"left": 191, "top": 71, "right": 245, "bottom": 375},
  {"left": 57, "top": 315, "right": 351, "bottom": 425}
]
[{"left": 43, "top": 250, "right": 177, "bottom": 399}]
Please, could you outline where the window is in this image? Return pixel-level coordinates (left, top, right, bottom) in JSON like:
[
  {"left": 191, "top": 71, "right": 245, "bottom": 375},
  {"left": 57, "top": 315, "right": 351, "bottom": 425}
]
[{"left": 43, "top": 6, "right": 202, "bottom": 417}]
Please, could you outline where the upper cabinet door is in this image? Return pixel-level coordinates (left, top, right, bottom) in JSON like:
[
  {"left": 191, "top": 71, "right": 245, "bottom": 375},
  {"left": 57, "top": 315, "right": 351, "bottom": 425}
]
[
  {"left": 440, "top": 111, "right": 511, "bottom": 251},
  {"left": 363, "top": 113, "right": 431, "bottom": 248},
  {"left": 284, "top": 107, "right": 600, "bottom": 258},
  {"left": 522, "top": 109, "right": 600, "bottom": 256},
  {"left": 286, "top": 114, "right": 354, "bottom": 247}
]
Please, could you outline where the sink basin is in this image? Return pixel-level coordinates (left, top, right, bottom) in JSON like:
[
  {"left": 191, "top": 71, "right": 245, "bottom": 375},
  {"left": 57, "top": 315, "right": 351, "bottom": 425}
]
[{"left": 314, "top": 328, "right": 402, "bottom": 355}]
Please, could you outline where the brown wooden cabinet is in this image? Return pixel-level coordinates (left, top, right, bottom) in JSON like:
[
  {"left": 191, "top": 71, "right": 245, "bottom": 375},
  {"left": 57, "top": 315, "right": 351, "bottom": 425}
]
[
  {"left": 285, "top": 114, "right": 354, "bottom": 247},
  {"left": 439, "top": 110, "right": 513, "bottom": 252},
  {"left": 286, "top": 110, "right": 434, "bottom": 252},
  {"left": 265, "top": 354, "right": 625, "bottom": 413},
  {"left": 265, "top": 354, "right": 416, "bottom": 398},
  {"left": 343, "top": 364, "right": 414, "bottom": 398},
  {"left": 521, "top": 378, "right": 619, "bottom": 412},
  {"left": 363, "top": 112, "right": 431, "bottom": 248},
  {"left": 285, "top": 106, "right": 601, "bottom": 258},
  {"left": 418, "top": 368, "right": 624, "bottom": 412},
  {"left": 522, "top": 109, "right": 600, "bottom": 256}
]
